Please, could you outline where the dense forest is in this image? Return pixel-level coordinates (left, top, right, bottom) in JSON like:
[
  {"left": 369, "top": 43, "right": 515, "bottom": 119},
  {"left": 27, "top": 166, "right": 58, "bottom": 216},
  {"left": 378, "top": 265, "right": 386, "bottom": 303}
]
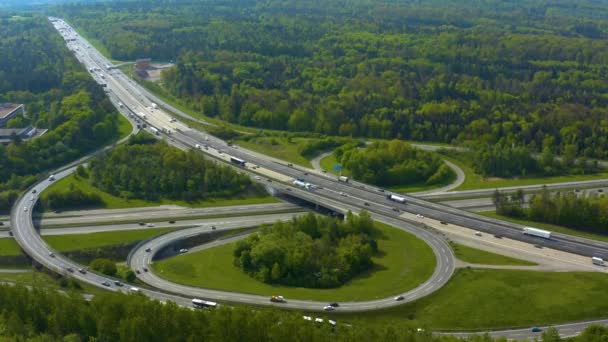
[
  {"left": 59, "top": 0, "right": 608, "bottom": 159},
  {"left": 234, "top": 211, "right": 377, "bottom": 288},
  {"left": 0, "top": 282, "right": 607, "bottom": 341},
  {"left": 0, "top": 14, "right": 121, "bottom": 212},
  {"left": 339, "top": 140, "right": 452, "bottom": 186},
  {"left": 87, "top": 134, "right": 257, "bottom": 201},
  {"left": 493, "top": 187, "right": 608, "bottom": 233}
]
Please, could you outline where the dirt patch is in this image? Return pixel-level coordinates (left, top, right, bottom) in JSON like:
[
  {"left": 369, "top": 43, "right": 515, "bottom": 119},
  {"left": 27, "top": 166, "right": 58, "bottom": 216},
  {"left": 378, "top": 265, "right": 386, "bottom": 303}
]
[{"left": 141, "top": 63, "right": 174, "bottom": 83}]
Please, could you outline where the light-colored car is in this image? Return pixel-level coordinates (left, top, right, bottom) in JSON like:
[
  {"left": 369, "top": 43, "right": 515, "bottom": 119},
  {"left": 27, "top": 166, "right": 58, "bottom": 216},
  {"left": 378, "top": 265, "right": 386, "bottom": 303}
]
[
  {"left": 416, "top": 214, "right": 424, "bottom": 218},
  {"left": 395, "top": 295, "right": 404, "bottom": 301},
  {"left": 323, "top": 305, "right": 335, "bottom": 311},
  {"left": 23, "top": 207, "right": 28, "bottom": 212},
  {"left": 475, "top": 231, "right": 482, "bottom": 236},
  {"left": 179, "top": 248, "right": 188, "bottom": 254},
  {"left": 147, "top": 223, "right": 155, "bottom": 228}
]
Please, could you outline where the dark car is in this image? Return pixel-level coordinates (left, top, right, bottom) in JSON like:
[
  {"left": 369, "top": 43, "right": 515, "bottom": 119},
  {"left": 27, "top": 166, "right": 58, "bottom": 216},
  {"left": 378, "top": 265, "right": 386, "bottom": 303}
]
[
  {"left": 287, "top": 163, "right": 293, "bottom": 167},
  {"left": 101, "top": 281, "right": 111, "bottom": 287},
  {"left": 534, "top": 244, "right": 544, "bottom": 249},
  {"left": 329, "top": 302, "right": 340, "bottom": 308},
  {"left": 440, "top": 221, "right": 448, "bottom": 225},
  {"left": 114, "top": 281, "right": 123, "bottom": 287},
  {"left": 493, "top": 234, "right": 503, "bottom": 239},
  {"left": 531, "top": 327, "right": 542, "bottom": 333},
  {"left": 169, "top": 220, "right": 176, "bottom": 224},
  {"left": 145, "top": 247, "right": 151, "bottom": 252},
  {"left": 143, "top": 267, "right": 148, "bottom": 272},
  {"left": 364, "top": 202, "right": 370, "bottom": 206},
  {"left": 211, "top": 226, "right": 217, "bottom": 230},
  {"left": 66, "top": 267, "right": 74, "bottom": 273},
  {"left": 136, "top": 269, "right": 141, "bottom": 274},
  {"left": 138, "top": 222, "right": 145, "bottom": 226},
  {"left": 0, "top": 222, "right": 3, "bottom": 226}
]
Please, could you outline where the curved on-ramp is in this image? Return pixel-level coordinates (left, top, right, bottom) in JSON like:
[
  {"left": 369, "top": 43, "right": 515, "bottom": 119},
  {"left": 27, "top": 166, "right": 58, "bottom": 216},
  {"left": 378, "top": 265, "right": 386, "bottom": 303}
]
[{"left": 128, "top": 214, "right": 455, "bottom": 312}]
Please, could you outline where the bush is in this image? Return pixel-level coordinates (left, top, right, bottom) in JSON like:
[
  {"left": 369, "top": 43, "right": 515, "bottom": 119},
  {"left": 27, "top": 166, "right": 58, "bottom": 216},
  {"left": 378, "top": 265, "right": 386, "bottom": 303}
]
[{"left": 89, "top": 258, "right": 117, "bottom": 276}]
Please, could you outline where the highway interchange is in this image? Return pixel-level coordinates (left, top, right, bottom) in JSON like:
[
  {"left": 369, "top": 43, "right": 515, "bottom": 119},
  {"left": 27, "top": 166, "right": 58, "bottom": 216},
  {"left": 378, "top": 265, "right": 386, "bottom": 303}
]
[{"left": 6, "top": 16, "right": 608, "bottom": 339}]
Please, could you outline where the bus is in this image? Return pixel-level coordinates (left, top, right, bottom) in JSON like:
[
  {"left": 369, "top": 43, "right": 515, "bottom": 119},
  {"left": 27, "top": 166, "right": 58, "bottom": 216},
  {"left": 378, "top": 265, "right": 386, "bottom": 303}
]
[
  {"left": 230, "top": 157, "right": 246, "bottom": 167},
  {"left": 192, "top": 298, "right": 217, "bottom": 309}
]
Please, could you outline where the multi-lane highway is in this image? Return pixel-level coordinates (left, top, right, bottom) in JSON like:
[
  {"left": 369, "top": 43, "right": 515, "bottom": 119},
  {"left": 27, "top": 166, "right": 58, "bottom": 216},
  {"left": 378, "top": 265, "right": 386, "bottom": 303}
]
[{"left": 6, "top": 16, "right": 608, "bottom": 339}]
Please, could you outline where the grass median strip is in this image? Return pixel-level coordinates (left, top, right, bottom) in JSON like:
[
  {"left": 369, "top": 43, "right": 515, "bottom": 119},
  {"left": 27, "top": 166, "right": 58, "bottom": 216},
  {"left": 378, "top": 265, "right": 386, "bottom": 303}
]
[
  {"left": 450, "top": 242, "right": 536, "bottom": 266},
  {"left": 152, "top": 221, "right": 436, "bottom": 302},
  {"left": 41, "top": 208, "right": 306, "bottom": 229},
  {"left": 43, "top": 227, "right": 180, "bottom": 252},
  {"left": 0, "top": 239, "right": 23, "bottom": 256}
]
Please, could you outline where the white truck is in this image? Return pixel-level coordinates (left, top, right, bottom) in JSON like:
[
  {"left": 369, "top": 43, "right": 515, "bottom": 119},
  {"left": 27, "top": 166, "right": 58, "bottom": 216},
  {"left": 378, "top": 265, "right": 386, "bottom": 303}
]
[
  {"left": 293, "top": 180, "right": 313, "bottom": 190},
  {"left": 150, "top": 127, "right": 159, "bottom": 135},
  {"left": 523, "top": 227, "right": 551, "bottom": 239},
  {"left": 386, "top": 194, "right": 406, "bottom": 204},
  {"left": 137, "top": 112, "right": 146, "bottom": 119},
  {"left": 592, "top": 257, "right": 605, "bottom": 266},
  {"left": 163, "top": 126, "right": 172, "bottom": 134},
  {"left": 151, "top": 103, "right": 158, "bottom": 109},
  {"left": 338, "top": 176, "right": 349, "bottom": 183}
]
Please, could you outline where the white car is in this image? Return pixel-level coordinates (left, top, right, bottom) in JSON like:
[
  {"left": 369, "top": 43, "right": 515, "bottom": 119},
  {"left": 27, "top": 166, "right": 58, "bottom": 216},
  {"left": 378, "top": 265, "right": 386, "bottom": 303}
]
[
  {"left": 130, "top": 287, "right": 140, "bottom": 293},
  {"left": 323, "top": 305, "right": 335, "bottom": 311},
  {"left": 23, "top": 207, "right": 28, "bottom": 212},
  {"left": 179, "top": 248, "right": 188, "bottom": 254},
  {"left": 416, "top": 214, "right": 425, "bottom": 218},
  {"left": 146, "top": 223, "right": 155, "bottom": 228},
  {"left": 475, "top": 231, "right": 483, "bottom": 236},
  {"left": 254, "top": 176, "right": 261, "bottom": 180},
  {"left": 395, "top": 295, "right": 404, "bottom": 301}
]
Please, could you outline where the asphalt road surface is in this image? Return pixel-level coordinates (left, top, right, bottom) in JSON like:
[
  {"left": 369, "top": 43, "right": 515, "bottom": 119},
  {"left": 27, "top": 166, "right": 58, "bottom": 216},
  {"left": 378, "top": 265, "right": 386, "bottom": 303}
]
[{"left": 7, "top": 16, "right": 601, "bottom": 339}]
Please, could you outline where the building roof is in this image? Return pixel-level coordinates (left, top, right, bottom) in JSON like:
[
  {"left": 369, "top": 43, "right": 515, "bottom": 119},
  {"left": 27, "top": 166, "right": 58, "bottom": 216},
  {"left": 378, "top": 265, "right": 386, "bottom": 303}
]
[
  {"left": 0, "top": 104, "right": 23, "bottom": 119},
  {"left": 0, "top": 127, "right": 30, "bottom": 137}
]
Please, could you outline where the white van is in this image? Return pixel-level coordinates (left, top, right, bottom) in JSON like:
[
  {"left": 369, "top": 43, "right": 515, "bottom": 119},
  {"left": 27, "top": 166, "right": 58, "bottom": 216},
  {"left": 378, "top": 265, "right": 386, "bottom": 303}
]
[{"left": 592, "top": 257, "right": 604, "bottom": 266}]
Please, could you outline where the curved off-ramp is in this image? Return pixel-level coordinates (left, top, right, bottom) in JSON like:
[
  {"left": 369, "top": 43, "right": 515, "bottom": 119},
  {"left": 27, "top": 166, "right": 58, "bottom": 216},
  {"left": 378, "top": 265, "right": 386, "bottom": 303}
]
[{"left": 128, "top": 213, "right": 455, "bottom": 312}]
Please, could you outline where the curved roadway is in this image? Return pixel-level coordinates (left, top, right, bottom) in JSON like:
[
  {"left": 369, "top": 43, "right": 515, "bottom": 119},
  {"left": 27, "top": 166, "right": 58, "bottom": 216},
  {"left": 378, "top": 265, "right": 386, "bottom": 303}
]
[
  {"left": 6, "top": 16, "right": 604, "bottom": 338},
  {"left": 127, "top": 205, "right": 455, "bottom": 312}
]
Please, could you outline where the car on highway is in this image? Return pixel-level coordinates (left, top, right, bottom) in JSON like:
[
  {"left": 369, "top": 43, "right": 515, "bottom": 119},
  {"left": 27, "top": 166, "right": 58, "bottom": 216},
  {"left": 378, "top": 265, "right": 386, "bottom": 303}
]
[
  {"left": 440, "top": 221, "right": 448, "bottom": 225},
  {"left": 416, "top": 214, "right": 424, "bottom": 218},
  {"left": 531, "top": 327, "right": 542, "bottom": 333},
  {"left": 31, "top": 189, "right": 37, "bottom": 194},
  {"left": 130, "top": 287, "right": 140, "bottom": 293},
  {"left": 114, "top": 281, "right": 123, "bottom": 287},
  {"left": 66, "top": 267, "right": 74, "bottom": 273},
  {"left": 323, "top": 305, "right": 335, "bottom": 311},
  {"left": 23, "top": 207, "right": 28, "bottom": 212},
  {"left": 211, "top": 225, "right": 216, "bottom": 230},
  {"left": 270, "top": 295, "right": 286, "bottom": 303},
  {"left": 0, "top": 222, "right": 3, "bottom": 226},
  {"left": 138, "top": 222, "right": 145, "bottom": 226},
  {"left": 328, "top": 302, "right": 340, "bottom": 308},
  {"left": 339, "top": 192, "right": 347, "bottom": 197},
  {"left": 394, "top": 295, "right": 404, "bottom": 301},
  {"left": 364, "top": 202, "right": 370, "bottom": 206},
  {"left": 169, "top": 220, "right": 176, "bottom": 224},
  {"left": 145, "top": 247, "right": 152, "bottom": 252},
  {"left": 78, "top": 268, "right": 87, "bottom": 274},
  {"left": 135, "top": 269, "right": 141, "bottom": 274},
  {"left": 254, "top": 176, "right": 261, "bottom": 180},
  {"left": 147, "top": 223, "right": 155, "bottom": 228},
  {"left": 179, "top": 248, "right": 188, "bottom": 254},
  {"left": 475, "top": 231, "right": 482, "bottom": 236},
  {"left": 101, "top": 281, "right": 111, "bottom": 287},
  {"left": 48, "top": 252, "right": 55, "bottom": 258},
  {"left": 493, "top": 234, "right": 503, "bottom": 239},
  {"left": 534, "top": 244, "right": 544, "bottom": 249},
  {"left": 143, "top": 267, "right": 148, "bottom": 272}
]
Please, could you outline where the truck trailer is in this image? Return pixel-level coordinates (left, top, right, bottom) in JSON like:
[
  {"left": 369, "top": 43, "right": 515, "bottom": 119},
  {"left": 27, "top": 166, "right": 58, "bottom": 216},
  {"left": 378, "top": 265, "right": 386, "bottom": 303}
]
[
  {"left": 150, "top": 127, "right": 159, "bottom": 135},
  {"left": 338, "top": 176, "right": 349, "bottom": 183},
  {"left": 386, "top": 194, "right": 406, "bottom": 204},
  {"left": 293, "top": 180, "right": 313, "bottom": 190},
  {"left": 592, "top": 257, "right": 605, "bottom": 266},
  {"left": 523, "top": 227, "right": 551, "bottom": 239}
]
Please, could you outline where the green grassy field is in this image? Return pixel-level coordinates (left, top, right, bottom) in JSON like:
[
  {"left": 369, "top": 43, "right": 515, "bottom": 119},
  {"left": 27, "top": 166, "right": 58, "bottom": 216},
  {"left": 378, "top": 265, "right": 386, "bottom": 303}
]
[
  {"left": 43, "top": 227, "right": 179, "bottom": 252},
  {"left": 479, "top": 211, "right": 608, "bottom": 243},
  {"left": 343, "top": 268, "right": 608, "bottom": 330},
  {"left": 117, "top": 113, "right": 133, "bottom": 139},
  {"left": 441, "top": 154, "right": 608, "bottom": 191},
  {"left": 42, "top": 173, "right": 278, "bottom": 211},
  {"left": 153, "top": 222, "right": 436, "bottom": 302},
  {"left": 450, "top": 242, "right": 536, "bottom": 266},
  {"left": 0, "top": 239, "right": 23, "bottom": 256},
  {"left": 318, "top": 153, "right": 457, "bottom": 193},
  {"left": 236, "top": 137, "right": 314, "bottom": 168}
]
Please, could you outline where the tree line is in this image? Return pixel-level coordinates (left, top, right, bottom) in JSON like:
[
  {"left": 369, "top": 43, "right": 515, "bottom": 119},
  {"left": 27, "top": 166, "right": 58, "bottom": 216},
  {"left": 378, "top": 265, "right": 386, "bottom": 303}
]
[
  {"left": 339, "top": 140, "right": 453, "bottom": 187},
  {"left": 493, "top": 187, "right": 608, "bottom": 233},
  {"left": 0, "top": 14, "right": 121, "bottom": 212},
  {"left": 87, "top": 134, "right": 257, "bottom": 202},
  {"left": 0, "top": 282, "right": 606, "bottom": 341},
  {"left": 59, "top": 0, "right": 608, "bottom": 159},
  {"left": 234, "top": 211, "right": 378, "bottom": 288}
]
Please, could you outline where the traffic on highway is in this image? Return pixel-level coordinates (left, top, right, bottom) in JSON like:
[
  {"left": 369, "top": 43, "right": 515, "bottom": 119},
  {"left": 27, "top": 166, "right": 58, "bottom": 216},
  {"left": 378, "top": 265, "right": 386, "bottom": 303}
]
[{"left": 7, "top": 16, "right": 608, "bottom": 339}]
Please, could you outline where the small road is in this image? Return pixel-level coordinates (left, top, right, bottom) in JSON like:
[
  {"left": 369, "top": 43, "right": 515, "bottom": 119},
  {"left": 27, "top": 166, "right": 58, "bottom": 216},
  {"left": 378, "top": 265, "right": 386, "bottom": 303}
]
[{"left": 310, "top": 150, "right": 333, "bottom": 172}]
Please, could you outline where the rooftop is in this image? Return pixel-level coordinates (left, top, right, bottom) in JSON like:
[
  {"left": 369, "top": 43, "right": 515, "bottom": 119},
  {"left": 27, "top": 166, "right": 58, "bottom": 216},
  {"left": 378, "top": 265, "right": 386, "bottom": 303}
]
[{"left": 0, "top": 104, "right": 23, "bottom": 119}]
